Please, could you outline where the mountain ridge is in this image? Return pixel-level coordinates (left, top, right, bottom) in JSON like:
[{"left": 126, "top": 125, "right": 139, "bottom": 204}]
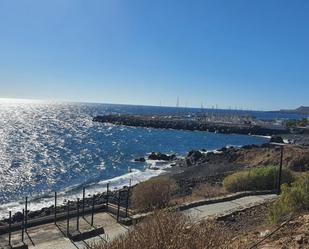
[{"left": 279, "top": 106, "right": 309, "bottom": 115}]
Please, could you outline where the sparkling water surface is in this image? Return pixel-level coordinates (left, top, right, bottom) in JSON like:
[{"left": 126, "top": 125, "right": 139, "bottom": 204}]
[{"left": 1, "top": 99, "right": 296, "bottom": 216}]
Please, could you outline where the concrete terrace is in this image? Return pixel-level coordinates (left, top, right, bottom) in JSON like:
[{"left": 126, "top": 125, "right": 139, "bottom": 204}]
[
  {"left": 0, "top": 194, "right": 276, "bottom": 249},
  {"left": 0, "top": 212, "right": 128, "bottom": 249}
]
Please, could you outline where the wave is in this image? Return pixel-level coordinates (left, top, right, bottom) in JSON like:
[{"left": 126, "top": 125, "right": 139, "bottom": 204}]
[
  {"left": 0, "top": 102, "right": 269, "bottom": 219},
  {"left": 0, "top": 163, "right": 170, "bottom": 219}
]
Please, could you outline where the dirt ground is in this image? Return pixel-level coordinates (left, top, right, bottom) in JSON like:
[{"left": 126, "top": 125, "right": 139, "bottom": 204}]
[
  {"left": 233, "top": 144, "right": 309, "bottom": 171},
  {"left": 217, "top": 204, "right": 309, "bottom": 249}
]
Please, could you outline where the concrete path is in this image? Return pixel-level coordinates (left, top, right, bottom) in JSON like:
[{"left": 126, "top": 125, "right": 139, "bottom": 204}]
[
  {"left": 182, "top": 194, "right": 277, "bottom": 222},
  {"left": 0, "top": 212, "right": 129, "bottom": 249}
]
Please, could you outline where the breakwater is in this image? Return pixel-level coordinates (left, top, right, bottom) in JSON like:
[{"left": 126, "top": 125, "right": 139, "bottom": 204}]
[{"left": 93, "top": 114, "right": 289, "bottom": 136}]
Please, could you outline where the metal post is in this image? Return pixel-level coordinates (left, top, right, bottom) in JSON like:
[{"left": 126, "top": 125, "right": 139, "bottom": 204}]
[
  {"left": 54, "top": 192, "right": 57, "bottom": 224},
  {"left": 67, "top": 201, "right": 70, "bottom": 236},
  {"left": 82, "top": 187, "right": 85, "bottom": 218},
  {"left": 106, "top": 183, "right": 109, "bottom": 209},
  {"left": 91, "top": 195, "right": 95, "bottom": 226},
  {"left": 21, "top": 209, "right": 25, "bottom": 242},
  {"left": 76, "top": 198, "right": 80, "bottom": 231},
  {"left": 8, "top": 211, "right": 12, "bottom": 246},
  {"left": 277, "top": 145, "right": 284, "bottom": 195},
  {"left": 117, "top": 191, "right": 120, "bottom": 222},
  {"left": 125, "top": 188, "right": 130, "bottom": 218},
  {"left": 25, "top": 197, "right": 28, "bottom": 232}
]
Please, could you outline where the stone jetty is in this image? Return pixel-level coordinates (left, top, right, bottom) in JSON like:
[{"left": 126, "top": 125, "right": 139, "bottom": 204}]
[{"left": 93, "top": 114, "right": 289, "bottom": 136}]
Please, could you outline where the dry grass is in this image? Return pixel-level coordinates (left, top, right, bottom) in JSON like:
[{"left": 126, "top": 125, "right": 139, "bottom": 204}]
[
  {"left": 170, "top": 183, "right": 228, "bottom": 205},
  {"left": 233, "top": 145, "right": 309, "bottom": 171},
  {"left": 93, "top": 211, "right": 239, "bottom": 249},
  {"left": 192, "top": 183, "right": 228, "bottom": 199},
  {"left": 131, "top": 176, "right": 177, "bottom": 212}
]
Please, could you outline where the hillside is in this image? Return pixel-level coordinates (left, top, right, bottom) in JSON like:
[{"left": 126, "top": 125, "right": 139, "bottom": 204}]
[{"left": 280, "top": 106, "right": 309, "bottom": 115}]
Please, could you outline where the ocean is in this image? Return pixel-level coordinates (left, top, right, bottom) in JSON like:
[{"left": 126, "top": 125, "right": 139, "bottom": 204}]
[{"left": 0, "top": 99, "right": 303, "bottom": 218}]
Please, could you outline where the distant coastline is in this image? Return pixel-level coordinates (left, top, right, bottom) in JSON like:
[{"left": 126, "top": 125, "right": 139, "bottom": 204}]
[{"left": 271, "top": 106, "right": 309, "bottom": 116}]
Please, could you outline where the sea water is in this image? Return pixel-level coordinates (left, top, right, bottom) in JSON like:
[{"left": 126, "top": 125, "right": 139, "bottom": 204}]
[{"left": 1, "top": 99, "right": 298, "bottom": 217}]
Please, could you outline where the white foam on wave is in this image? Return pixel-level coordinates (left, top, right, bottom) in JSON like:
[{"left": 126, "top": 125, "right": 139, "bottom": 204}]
[
  {"left": 251, "top": 135, "right": 271, "bottom": 139},
  {"left": 200, "top": 149, "right": 222, "bottom": 154},
  {"left": 0, "top": 164, "right": 169, "bottom": 219},
  {"left": 283, "top": 139, "right": 291, "bottom": 144},
  {"left": 199, "top": 144, "right": 247, "bottom": 155},
  {"left": 145, "top": 159, "right": 174, "bottom": 169}
]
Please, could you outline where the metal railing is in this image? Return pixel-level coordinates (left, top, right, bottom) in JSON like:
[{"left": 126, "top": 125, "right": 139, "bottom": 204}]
[{"left": 1, "top": 183, "right": 131, "bottom": 248}]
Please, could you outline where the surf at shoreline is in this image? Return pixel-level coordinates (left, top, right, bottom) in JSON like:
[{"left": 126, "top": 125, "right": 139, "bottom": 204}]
[
  {"left": 0, "top": 102, "right": 271, "bottom": 220},
  {"left": 0, "top": 159, "right": 173, "bottom": 219},
  {"left": 0, "top": 141, "right": 267, "bottom": 220}
]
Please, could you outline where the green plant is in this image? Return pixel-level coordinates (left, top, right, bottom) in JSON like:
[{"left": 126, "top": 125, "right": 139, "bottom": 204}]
[
  {"left": 285, "top": 118, "right": 308, "bottom": 128},
  {"left": 223, "top": 166, "right": 293, "bottom": 192},
  {"left": 268, "top": 174, "right": 309, "bottom": 223}
]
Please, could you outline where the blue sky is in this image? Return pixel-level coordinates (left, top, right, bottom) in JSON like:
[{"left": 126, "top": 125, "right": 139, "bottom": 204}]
[{"left": 0, "top": 0, "right": 308, "bottom": 110}]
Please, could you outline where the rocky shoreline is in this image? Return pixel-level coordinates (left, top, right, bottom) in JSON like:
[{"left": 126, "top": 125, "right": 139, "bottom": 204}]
[
  {"left": 2, "top": 141, "right": 309, "bottom": 227},
  {"left": 134, "top": 141, "right": 309, "bottom": 194},
  {"left": 282, "top": 134, "right": 309, "bottom": 146},
  {"left": 93, "top": 114, "right": 289, "bottom": 136},
  {"left": 163, "top": 142, "right": 309, "bottom": 194}
]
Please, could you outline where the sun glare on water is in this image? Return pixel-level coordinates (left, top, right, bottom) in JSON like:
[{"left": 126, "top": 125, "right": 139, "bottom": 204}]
[{"left": 0, "top": 98, "right": 45, "bottom": 104}]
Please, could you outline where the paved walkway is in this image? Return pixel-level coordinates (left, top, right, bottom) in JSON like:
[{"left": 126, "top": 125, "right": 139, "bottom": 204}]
[
  {"left": 182, "top": 194, "right": 277, "bottom": 222},
  {"left": 0, "top": 194, "right": 276, "bottom": 249},
  {"left": 0, "top": 213, "right": 129, "bottom": 249}
]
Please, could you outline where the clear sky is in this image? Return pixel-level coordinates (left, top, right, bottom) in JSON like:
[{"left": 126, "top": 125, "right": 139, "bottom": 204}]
[{"left": 0, "top": 0, "right": 308, "bottom": 110}]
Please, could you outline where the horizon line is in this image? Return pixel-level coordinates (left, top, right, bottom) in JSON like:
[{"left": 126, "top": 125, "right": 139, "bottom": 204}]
[{"left": 0, "top": 96, "right": 302, "bottom": 112}]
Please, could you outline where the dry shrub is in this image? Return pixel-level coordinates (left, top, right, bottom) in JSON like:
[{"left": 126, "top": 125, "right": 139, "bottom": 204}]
[
  {"left": 93, "top": 211, "right": 234, "bottom": 249},
  {"left": 170, "top": 184, "right": 228, "bottom": 206},
  {"left": 131, "top": 176, "right": 177, "bottom": 212},
  {"left": 192, "top": 183, "right": 227, "bottom": 199},
  {"left": 290, "top": 154, "right": 309, "bottom": 171}
]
